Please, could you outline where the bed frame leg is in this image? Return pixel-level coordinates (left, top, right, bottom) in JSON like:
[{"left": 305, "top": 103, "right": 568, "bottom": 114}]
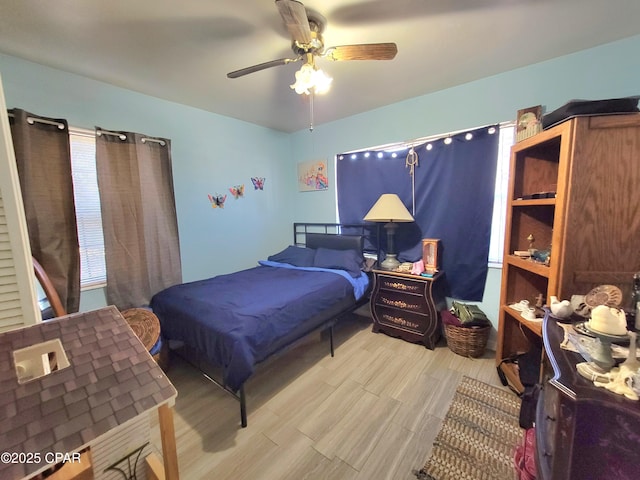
[
  {"left": 239, "top": 386, "right": 247, "bottom": 428},
  {"left": 330, "top": 325, "right": 335, "bottom": 357}
]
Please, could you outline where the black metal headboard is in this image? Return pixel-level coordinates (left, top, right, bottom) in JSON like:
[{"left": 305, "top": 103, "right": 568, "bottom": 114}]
[
  {"left": 305, "top": 233, "right": 363, "bottom": 252},
  {"left": 293, "top": 223, "right": 379, "bottom": 257}
]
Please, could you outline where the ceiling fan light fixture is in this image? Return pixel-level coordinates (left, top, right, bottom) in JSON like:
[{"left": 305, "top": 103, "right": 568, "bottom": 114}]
[
  {"left": 290, "top": 63, "right": 332, "bottom": 95},
  {"left": 311, "top": 67, "right": 332, "bottom": 94}
]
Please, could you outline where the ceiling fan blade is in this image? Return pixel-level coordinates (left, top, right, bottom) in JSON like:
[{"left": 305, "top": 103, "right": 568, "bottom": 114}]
[
  {"left": 275, "top": 0, "right": 312, "bottom": 45},
  {"left": 227, "top": 57, "right": 300, "bottom": 78},
  {"left": 324, "top": 43, "right": 398, "bottom": 61}
]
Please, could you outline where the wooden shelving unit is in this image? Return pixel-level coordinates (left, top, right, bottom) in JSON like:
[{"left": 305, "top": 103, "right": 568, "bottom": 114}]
[{"left": 496, "top": 113, "right": 640, "bottom": 392}]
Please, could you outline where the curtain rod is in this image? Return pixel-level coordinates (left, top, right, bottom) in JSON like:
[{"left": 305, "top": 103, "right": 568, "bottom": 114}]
[
  {"left": 6, "top": 112, "right": 65, "bottom": 130},
  {"left": 96, "top": 128, "right": 127, "bottom": 141},
  {"left": 342, "top": 120, "right": 514, "bottom": 155},
  {"left": 141, "top": 137, "right": 166, "bottom": 146},
  {"left": 8, "top": 113, "right": 167, "bottom": 146},
  {"left": 96, "top": 128, "right": 166, "bottom": 146}
]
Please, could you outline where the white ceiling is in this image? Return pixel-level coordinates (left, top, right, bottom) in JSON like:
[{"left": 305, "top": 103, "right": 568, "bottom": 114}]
[{"left": 1, "top": 0, "right": 639, "bottom": 133}]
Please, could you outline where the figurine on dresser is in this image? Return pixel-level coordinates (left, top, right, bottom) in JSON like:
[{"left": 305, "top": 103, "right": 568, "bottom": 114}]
[
  {"left": 558, "top": 287, "right": 640, "bottom": 398},
  {"left": 593, "top": 330, "right": 639, "bottom": 400},
  {"left": 549, "top": 295, "right": 572, "bottom": 319},
  {"left": 539, "top": 294, "right": 640, "bottom": 480},
  {"left": 545, "top": 282, "right": 640, "bottom": 370}
]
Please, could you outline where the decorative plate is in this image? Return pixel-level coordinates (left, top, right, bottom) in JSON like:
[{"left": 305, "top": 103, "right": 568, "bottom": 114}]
[
  {"left": 583, "top": 322, "right": 630, "bottom": 343},
  {"left": 584, "top": 284, "right": 623, "bottom": 308},
  {"left": 574, "top": 321, "right": 630, "bottom": 345}
]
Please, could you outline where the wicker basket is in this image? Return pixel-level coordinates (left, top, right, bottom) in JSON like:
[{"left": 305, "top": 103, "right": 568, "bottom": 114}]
[
  {"left": 444, "top": 323, "right": 491, "bottom": 358},
  {"left": 121, "top": 307, "right": 169, "bottom": 370}
]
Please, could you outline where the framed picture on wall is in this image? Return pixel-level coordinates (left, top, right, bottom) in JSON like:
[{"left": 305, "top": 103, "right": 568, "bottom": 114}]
[
  {"left": 297, "top": 159, "right": 328, "bottom": 192},
  {"left": 516, "top": 105, "right": 542, "bottom": 142},
  {"left": 422, "top": 238, "right": 441, "bottom": 273}
]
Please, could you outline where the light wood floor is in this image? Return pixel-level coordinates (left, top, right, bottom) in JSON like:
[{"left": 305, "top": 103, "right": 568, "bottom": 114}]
[{"left": 149, "top": 312, "right": 509, "bottom": 480}]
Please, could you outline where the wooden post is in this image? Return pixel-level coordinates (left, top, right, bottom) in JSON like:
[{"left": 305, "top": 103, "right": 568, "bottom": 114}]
[
  {"left": 158, "top": 403, "right": 180, "bottom": 480},
  {"left": 145, "top": 452, "right": 166, "bottom": 480}
]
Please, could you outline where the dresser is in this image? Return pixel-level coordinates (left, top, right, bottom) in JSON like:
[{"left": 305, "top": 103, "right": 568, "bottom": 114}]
[
  {"left": 369, "top": 270, "right": 445, "bottom": 349},
  {"left": 537, "top": 315, "right": 640, "bottom": 480}
]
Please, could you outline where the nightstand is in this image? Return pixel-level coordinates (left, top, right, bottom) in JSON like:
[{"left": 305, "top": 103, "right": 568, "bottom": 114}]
[{"left": 370, "top": 269, "right": 446, "bottom": 349}]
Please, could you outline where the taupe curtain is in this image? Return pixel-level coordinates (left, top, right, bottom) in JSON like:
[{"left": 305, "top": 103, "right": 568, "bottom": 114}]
[
  {"left": 9, "top": 109, "right": 81, "bottom": 314},
  {"left": 95, "top": 128, "right": 182, "bottom": 310}
]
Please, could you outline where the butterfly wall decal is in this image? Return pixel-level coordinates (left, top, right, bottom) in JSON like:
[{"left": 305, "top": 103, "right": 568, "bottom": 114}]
[
  {"left": 251, "top": 177, "right": 265, "bottom": 190},
  {"left": 229, "top": 184, "right": 245, "bottom": 199},
  {"left": 208, "top": 193, "right": 227, "bottom": 208}
]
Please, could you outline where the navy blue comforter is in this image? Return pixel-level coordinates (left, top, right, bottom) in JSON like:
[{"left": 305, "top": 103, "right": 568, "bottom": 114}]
[{"left": 150, "top": 264, "right": 364, "bottom": 391}]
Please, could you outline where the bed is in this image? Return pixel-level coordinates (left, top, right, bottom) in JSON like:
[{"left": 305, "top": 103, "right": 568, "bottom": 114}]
[{"left": 150, "top": 223, "right": 376, "bottom": 427}]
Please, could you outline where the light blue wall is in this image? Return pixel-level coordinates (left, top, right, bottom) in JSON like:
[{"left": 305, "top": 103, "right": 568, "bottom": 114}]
[
  {"left": 0, "top": 53, "right": 295, "bottom": 312},
  {"left": 290, "top": 34, "right": 640, "bottom": 221},
  {"left": 288, "top": 34, "right": 640, "bottom": 347},
  {"left": 2, "top": 34, "right": 640, "bottom": 338}
]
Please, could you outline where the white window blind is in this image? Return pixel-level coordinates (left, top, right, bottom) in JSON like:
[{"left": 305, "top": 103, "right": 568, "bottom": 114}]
[
  {"left": 69, "top": 129, "right": 106, "bottom": 288},
  {"left": 487, "top": 123, "right": 515, "bottom": 266}
]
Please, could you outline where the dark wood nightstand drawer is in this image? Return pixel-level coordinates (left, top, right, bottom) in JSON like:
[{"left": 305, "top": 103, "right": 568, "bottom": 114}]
[
  {"left": 375, "top": 289, "right": 428, "bottom": 313},
  {"left": 377, "top": 274, "right": 424, "bottom": 294},
  {"left": 375, "top": 305, "right": 429, "bottom": 333}
]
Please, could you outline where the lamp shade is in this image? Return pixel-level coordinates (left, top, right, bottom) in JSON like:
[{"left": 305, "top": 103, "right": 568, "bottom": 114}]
[{"left": 363, "top": 194, "right": 414, "bottom": 223}]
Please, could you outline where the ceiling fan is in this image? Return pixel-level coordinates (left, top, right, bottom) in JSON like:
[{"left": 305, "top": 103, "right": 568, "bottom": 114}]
[{"left": 227, "top": 0, "right": 398, "bottom": 94}]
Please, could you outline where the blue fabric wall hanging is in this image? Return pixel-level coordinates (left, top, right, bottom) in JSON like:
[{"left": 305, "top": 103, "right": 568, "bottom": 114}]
[{"left": 337, "top": 125, "right": 500, "bottom": 301}]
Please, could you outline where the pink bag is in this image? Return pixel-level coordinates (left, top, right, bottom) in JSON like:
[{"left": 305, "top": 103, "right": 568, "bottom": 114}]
[
  {"left": 411, "top": 259, "right": 424, "bottom": 275},
  {"left": 514, "top": 427, "right": 537, "bottom": 480}
]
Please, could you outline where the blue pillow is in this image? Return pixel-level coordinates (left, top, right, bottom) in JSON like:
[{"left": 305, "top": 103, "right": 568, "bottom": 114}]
[
  {"left": 314, "top": 248, "right": 364, "bottom": 277},
  {"left": 268, "top": 245, "right": 316, "bottom": 267}
]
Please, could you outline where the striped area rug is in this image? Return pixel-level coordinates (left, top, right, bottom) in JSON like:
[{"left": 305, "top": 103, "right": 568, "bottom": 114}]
[{"left": 415, "top": 376, "right": 523, "bottom": 480}]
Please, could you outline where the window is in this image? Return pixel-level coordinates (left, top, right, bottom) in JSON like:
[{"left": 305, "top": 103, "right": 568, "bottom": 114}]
[
  {"left": 69, "top": 128, "right": 106, "bottom": 288},
  {"left": 335, "top": 123, "right": 515, "bottom": 268},
  {"left": 487, "top": 123, "right": 515, "bottom": 266}
]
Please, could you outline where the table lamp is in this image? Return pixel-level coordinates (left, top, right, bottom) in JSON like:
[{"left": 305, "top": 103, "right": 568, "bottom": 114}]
[{"left": 363, "top": 193, "right": 414, "bottom": 270}]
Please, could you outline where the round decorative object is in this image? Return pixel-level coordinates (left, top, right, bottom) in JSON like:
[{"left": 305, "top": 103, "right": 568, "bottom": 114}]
[
  {"left": 570, "top": 295, "right": 590, "bottom": 317},
  {"left": 584, "top": 285, "right": 623, "bottom": 308},
  {"left": 121, "top": 308, "right": 161, "bottom": 352}
]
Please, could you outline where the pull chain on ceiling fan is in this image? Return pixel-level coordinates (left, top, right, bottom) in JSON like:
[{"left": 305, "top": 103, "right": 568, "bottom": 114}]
[{"left": 227, "top": 0, "right": 398, "bottom": 96}]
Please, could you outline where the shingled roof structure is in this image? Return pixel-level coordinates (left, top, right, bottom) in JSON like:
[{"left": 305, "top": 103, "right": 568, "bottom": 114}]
[{"left": 0, "top": 306, "right": 177, "bottom": 479}]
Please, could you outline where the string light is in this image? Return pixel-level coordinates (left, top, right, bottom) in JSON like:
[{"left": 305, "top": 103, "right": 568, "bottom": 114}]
[{"left": 339, "top": 124, "right": 501, "bottom": 160}]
